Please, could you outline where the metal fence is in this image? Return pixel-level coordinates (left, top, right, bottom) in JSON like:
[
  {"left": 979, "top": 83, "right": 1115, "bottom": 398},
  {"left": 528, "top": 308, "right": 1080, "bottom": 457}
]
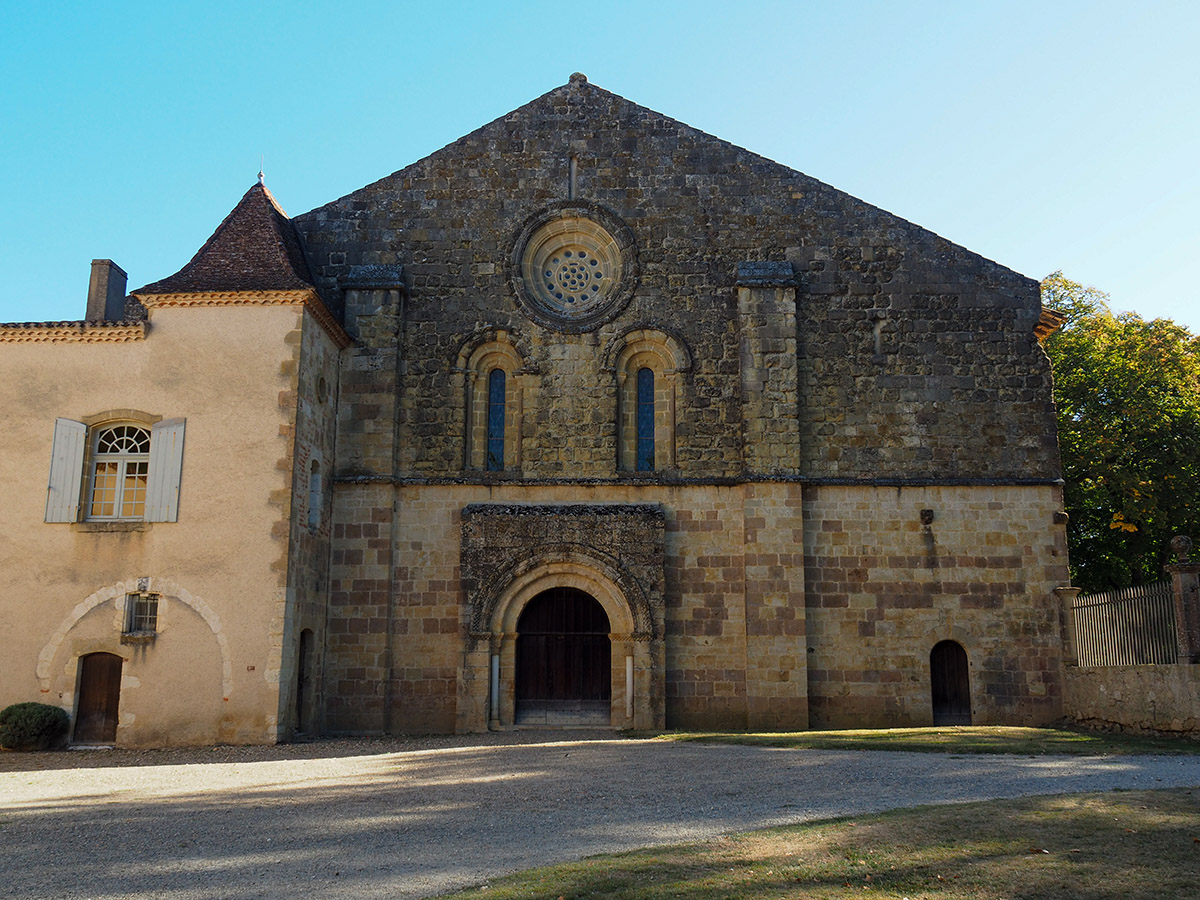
[{"left": 1071, "top": 580, "right": 1178, "bottom": 666}]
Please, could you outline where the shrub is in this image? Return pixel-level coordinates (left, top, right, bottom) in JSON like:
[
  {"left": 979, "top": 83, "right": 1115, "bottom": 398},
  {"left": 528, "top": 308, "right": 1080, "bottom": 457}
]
[{"left": 0, "top": 702, "right": 70, "bottom": 751}]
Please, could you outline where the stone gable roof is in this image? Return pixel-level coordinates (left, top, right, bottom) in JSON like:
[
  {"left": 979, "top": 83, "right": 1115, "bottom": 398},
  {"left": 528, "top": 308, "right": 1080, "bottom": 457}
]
[{"left": 136, "top": 182, "right": 315, "bottom": 295}]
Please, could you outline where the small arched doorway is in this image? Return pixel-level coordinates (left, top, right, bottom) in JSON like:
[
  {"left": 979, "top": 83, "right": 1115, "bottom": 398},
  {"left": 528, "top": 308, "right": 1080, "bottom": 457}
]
[
  {"left": 295, "top": 629, "right": 315, "bottom": 735},
  {"left": 74, "top": 652, "right": 123, "bottom": 744},
  {"left": 930, "top": 640, "right": 972, "bottom": 725},
  {"left": 515, "top": 587, "right": 611, "bottom": 725}
]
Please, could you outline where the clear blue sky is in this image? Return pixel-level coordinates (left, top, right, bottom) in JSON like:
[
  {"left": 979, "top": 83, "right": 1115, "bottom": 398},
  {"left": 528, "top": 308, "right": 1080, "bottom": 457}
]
[{"left": 2, "top": 0, "right": 1197, "bottom": 330}]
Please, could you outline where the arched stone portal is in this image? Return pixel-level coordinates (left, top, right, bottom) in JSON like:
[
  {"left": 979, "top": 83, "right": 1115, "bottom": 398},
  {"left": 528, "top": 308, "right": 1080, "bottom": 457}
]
[{"left": 456, "top": 503, "right": 667, "bottom": 733}]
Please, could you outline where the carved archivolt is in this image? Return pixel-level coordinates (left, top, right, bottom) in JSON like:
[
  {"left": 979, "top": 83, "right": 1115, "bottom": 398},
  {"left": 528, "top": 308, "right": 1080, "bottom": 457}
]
[{"left": 470, "top": 543, "right": 657, "bottom": 640}]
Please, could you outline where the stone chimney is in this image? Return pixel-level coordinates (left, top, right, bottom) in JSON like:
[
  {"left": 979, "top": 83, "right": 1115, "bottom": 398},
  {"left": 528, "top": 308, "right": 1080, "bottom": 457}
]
[{"left": 86, "top": 259, "right": 128, "bottom": 322}]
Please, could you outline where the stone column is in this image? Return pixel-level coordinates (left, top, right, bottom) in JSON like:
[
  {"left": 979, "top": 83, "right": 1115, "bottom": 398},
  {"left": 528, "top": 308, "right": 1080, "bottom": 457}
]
[
  {"left": 1165, "top": 535, "right": 1200, "bottom": 664},
  {"left": 1054, "top": 585, "right": 1083, "bottom": 667}
]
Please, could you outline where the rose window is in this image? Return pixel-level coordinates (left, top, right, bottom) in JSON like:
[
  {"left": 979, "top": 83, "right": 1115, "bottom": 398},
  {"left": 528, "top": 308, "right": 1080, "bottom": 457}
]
[{"left": 513, "top": 207, "right": 636, "bottom": 330}]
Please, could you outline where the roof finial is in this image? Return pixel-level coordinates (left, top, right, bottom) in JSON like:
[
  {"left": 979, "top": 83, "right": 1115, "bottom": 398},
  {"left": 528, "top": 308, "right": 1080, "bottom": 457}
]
[{"left": 258, "top": 155, "right": 265, "bottom": 186}]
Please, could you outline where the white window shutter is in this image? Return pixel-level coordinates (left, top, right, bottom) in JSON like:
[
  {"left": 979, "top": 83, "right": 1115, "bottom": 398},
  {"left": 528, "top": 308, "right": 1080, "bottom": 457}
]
[
  {"left": 146, "top": 419, "right": 186, "bottom": 522},
  {"left": 45, "top": 418, "right": 86, "bottom": 522}
]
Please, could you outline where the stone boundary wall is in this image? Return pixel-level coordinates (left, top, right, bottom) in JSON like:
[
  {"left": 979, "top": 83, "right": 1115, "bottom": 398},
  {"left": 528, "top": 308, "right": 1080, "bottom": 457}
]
[{"left": 1062, "top": 664, "right": 1200, "bottom": 735}]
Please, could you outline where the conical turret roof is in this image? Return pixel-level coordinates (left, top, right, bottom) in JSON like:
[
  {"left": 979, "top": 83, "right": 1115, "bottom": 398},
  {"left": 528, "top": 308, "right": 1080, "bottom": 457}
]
[{"left": 136, "top": 181, "right": 315, "bottom": 295}]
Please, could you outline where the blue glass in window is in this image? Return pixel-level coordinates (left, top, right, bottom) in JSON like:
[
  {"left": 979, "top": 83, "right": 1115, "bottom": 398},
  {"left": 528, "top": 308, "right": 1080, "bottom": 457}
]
[
  {"left": 636, "top": 367, "right": 654, "bottom": 472},
  {"left": 487, "top": 369, "right": 505, "bottom": 471}
]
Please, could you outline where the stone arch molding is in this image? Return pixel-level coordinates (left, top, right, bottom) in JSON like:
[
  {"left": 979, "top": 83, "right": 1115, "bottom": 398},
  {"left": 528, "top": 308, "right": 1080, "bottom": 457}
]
[
  {"left": 454, "top": 325, "right": 539, "bottom": 375},
  {"left": 600, "top": 324, "right": 694, "bottom": 375},
  {"left": 471, "top": 544, "right": 656, "bottom": 640},
  {"left": 36, "top": 577, "right": 234, "bottom": 699},
  {"left": 920, "top": 622, "right": 976, "bottom": 655}
]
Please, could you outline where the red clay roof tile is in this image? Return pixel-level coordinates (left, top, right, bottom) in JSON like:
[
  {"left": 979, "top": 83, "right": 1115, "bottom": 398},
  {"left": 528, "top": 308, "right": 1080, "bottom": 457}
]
[{"left": 135, "top": 182, "right": 315, "bottom": 294}]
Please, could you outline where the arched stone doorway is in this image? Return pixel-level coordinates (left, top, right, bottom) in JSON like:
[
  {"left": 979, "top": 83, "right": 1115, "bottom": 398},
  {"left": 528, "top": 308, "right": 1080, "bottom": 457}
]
[
  {"left": 456, "top": 550, "right": 665, "bottom": 732},
  {"left": 930, "top": 640, "right": 972, "bottom": 725},
  {"left": 74, "top": 652, "right": 123, "bottom": 744},
  {"left": 515, "top": 587, "right": 611, "bottom": 725},
  {"left": 295, "top": 628, "right": 316, "bottom": 735}
]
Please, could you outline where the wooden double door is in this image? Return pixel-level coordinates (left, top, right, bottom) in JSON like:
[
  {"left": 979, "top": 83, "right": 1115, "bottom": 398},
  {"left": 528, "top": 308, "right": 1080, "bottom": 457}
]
[{"left": 515, "top": 587, "right": 611, "bottom": 724}]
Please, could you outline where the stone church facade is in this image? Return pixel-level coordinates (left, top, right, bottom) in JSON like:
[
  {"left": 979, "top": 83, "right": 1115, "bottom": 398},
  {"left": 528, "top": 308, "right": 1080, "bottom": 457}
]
[{"left": 0, "top": 76, "right": 1070, "bottom": 746}]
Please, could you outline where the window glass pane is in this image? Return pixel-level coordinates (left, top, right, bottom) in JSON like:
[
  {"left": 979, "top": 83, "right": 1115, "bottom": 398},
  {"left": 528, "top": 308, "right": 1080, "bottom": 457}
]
[
  {"left": 91, "top": 462, "right": 118, "bottom": 517},
  {"left": 121, "top": 461, "right": 148, "bottom": 518},
  {"left": 636, "top": 367, "right": 655, "bottom": 472},
  {"left": 487, "top": 369, "right": 505, "bottom": 471}
]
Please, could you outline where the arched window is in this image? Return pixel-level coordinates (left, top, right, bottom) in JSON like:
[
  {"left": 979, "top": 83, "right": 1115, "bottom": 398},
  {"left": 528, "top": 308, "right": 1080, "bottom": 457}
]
[
  {"left": 607, "top": 329, "right": 690, "bottom": 474},
  {"left": 307, "top": 460, "right": 322, "bottom": 530},
  {"left": 44, "top": 415, "right": 186, "bottom": 524},
  {"left": 486, "top": 368, "right": 506, "bottom": 471},
  {"left": 636, "top": 367, "right": 655, "bottom": 471},
  {"left": 456, "top": 332, "right": 527, "bottom": 473},
  {"left": 89, "top": 425, "right": 150, "bottom": 519}
]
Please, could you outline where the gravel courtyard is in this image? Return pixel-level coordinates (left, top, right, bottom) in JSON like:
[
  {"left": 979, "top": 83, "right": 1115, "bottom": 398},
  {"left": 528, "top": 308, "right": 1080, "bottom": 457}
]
[{"left": 4, "top": 733, "right": 1199, "bottom": 900}]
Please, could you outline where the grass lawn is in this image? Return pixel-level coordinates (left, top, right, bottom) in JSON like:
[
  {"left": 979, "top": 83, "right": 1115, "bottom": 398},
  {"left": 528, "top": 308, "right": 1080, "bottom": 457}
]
[
  {"left": 439, "top": 788, "right": 1200, "bottom": 899},
  {"left": 653, "top": 725, "right": 1200, "bottom": 756}
]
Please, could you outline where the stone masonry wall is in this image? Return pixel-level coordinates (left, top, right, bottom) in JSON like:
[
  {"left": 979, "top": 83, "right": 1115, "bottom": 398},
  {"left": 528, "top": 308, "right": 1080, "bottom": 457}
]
[
  {"left": 323, "top": 482, "right": 810, "bottom": 734},
  {"left": 324, "top": 284, "right": 404, "bottom": 733},
  {"left": 1063, "top": 664, "right": 1200, "bottom": 735},
  {"left": 279, "top": 312, "right": 341, "bottom": 736},
  {"left": 803, "top": 484, "right": 1068, "bottom": 727},
  {"left": 294, "top": 76, "right": 1058, "bottom": 484}
]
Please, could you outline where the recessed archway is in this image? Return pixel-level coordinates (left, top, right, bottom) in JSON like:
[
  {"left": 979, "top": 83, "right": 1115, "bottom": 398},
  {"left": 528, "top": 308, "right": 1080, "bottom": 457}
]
[
  {"left": 456, "top": 552, "right": 663, "bottom": 732},
  {"left": 515, "top": 587, "right": 611, "bottom": 725},
  {"left": 930, "top": 640, "right": 972, "bottom": 725}
]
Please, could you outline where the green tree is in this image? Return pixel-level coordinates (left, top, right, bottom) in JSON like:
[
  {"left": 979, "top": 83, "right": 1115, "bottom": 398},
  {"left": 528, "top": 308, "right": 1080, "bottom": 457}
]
[{"left": 1042, "top": 271, "right": 1200, "bottom": 591}]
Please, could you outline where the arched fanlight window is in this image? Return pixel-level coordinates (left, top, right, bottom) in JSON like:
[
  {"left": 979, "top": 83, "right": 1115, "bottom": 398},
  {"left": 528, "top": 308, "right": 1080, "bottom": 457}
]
[
  {"left": 486, "top": 368, "right": 506, "bottom": 472},
  {"left": 89, "top": 425, "right": 150, "bottom": 519},
  {"left": 636, "top": 367, "right": 655, "bottom": 471}
]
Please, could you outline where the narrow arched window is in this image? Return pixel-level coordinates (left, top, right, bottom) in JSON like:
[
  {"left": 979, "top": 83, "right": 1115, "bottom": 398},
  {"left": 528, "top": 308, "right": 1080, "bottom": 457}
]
[
  {"left": 89, "top": 424, "right": 150, "bottom": 519},
  {"left": 636, "top": 367, "right": 655, "bottom": 472},
  {"left": 307, "top": 460, "right": 322, "bottom": 530},
  {"left": 486, "top": 368, "right": 506, "bottom": 471}
]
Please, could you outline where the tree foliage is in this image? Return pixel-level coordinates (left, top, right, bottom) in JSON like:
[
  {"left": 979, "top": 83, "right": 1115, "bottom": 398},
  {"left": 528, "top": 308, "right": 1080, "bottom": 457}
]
[{"left": 1042, "top": 272, "right": 1200, "bottom": 591}]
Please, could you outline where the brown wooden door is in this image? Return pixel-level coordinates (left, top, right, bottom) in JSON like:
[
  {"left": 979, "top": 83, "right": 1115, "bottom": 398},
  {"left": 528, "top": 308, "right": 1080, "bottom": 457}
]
[
  {"left": 296, "top": 629, "right": 314, "bottom": 734},
  {"left": 516, "top": 588, "right": 611, "bottom": 721},
  {"left": 930, "top": 640, "right": 971, "bottom": 725},
  {"left": 74, "top": 652, "right": 123, "bottom": 744}
]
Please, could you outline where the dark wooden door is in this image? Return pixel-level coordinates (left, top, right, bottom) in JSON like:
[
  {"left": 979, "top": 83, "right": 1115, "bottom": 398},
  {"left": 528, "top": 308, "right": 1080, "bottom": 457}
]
[
  {"left": 516, "top": 588, "right": 611, "bottom": 720},
  {"left": 930, "top": 640, "right": 971, "bottom": 725},
  {"left": 296, "top": 629, "right": 314, "bottom": 734},
  {"left": 74, "top": 652, "right": 122, "bottom": 744}
]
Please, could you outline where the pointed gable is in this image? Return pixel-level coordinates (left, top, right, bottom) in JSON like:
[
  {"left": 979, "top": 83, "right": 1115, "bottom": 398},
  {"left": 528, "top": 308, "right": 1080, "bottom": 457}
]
[{"left": 136, "top": 182, "right": 315, "bottom": 295}]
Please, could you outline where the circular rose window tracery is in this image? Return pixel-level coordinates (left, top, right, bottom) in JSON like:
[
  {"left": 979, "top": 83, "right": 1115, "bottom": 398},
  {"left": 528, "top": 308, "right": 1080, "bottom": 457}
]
[{"left": 512, "top": 204, "right": 637, "bottom": 331}]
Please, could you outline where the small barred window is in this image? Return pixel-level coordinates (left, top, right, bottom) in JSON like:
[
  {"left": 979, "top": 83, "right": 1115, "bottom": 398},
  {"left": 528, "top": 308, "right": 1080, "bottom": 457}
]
[{"left": 124, "top": 591, "right": 159, "bottom": 635}]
